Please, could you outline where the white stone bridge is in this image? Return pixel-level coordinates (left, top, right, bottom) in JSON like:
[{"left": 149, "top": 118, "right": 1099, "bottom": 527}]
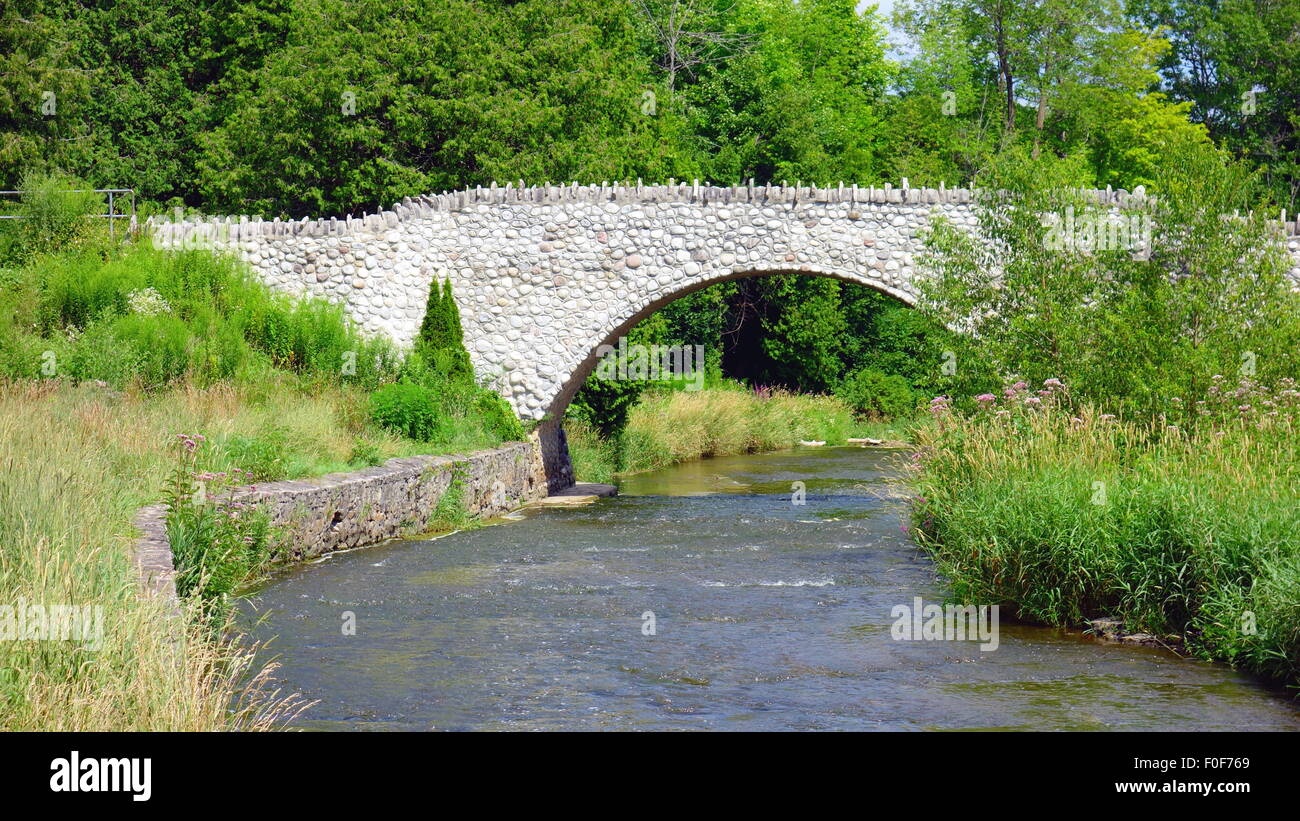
[{"left": 151, "top": 182, "right": 1300, "bottom": 489}]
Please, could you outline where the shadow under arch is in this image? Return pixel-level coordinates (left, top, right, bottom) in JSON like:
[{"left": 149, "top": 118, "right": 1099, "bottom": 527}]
[{"left": 532, "top": 265, "right": 918, "bottom": 491}]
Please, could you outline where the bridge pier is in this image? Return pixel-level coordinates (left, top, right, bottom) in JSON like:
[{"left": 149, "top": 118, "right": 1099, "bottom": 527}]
[{"left": 528, "top": 420, "right": 575, "bottom": 494}]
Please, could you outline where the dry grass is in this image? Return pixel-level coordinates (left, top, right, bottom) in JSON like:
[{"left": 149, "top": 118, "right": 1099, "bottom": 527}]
[{"left": 0, "top": 377, "right": 422, "bottom": 730}]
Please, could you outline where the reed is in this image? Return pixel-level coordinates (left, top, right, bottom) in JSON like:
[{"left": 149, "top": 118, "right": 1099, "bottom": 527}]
[{"left": 909, "top": 378, "right": 1300, "bottom": 684}]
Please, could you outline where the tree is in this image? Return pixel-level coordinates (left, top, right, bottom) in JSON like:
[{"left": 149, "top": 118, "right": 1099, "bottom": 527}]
[
  {"left": 1131, "top": 0, "right": 1300, "bottom": 210},
  {"left": 884, "top": 5, "right": 996, "bottom": 185},
  {"left": 916, "top": 141, "right": 1300, "bottom": 418},
  {"left": 197, "top": 0, "right": 700, "bottom": 216},
  {"left": 414, "top": 278, "right": 472, "bottom": 383},
  {"left": 719, "top": 275, "right": 848, "bottom": 392},
  {"left": 567, "top": 313, "right": 670, "bottom": 437},
  {"left": 682, "top": 0, "right": 892, "bottom": 183},
  {"left": 633, "top": 0, "right": 753, "bottom": 95},
  {"left": 0, "top": 2, "right": 90, "bottom": 183}
]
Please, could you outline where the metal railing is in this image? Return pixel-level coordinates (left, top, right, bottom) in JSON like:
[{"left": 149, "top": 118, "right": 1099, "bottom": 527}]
[{"left": 0, "top": 189, "right": 136, "bottom": 239}]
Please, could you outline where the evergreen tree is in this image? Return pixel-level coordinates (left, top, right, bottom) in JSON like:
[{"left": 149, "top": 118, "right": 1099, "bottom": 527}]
[
  {"left": 414, "top": 278, "right": 473, "bottom": 383},
  {"left": 416, "top": 276, "right": 448, "bottom": 350}
]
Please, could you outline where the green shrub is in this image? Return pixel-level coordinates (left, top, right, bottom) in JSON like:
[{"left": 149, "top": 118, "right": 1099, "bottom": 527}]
[
  {"left": 472, "top": 388, "right": 525, "bottom": 441},
  {"left": 163, "top": 435, "right": 277, "bottom": 617},
  {"left": 414, "top": 278, "right": 473, "bottom": 382},
  {"left": 67, "top": 312, "right": 192, "bottom": 389},
  {"left": 835, "top": 367, "right": 918, "bottom": 419},
  {"left": 2, "top": 172, "right": 105, "bottom": 266},
  {"left": 2, "top": 240, "right": 402, "bottom": 390},
  {"left": 349, "top": 438, "right": 384, "bottom": 467},
  {"left": 370, "top": 382, "right": 445, "bottom": 441}
]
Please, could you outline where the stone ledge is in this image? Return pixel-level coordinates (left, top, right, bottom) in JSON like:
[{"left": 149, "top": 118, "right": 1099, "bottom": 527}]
[
  {"left": 529, "top": 482, "right": 618, "bottom": 507},
  {"left": 130, "top": 440, "right": 552, "bottom": 604}
]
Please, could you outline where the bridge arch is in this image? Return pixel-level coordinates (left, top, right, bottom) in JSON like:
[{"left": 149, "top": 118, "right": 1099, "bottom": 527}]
[{"left": 542, "top": 263, "right": 917, "bottom": 426}]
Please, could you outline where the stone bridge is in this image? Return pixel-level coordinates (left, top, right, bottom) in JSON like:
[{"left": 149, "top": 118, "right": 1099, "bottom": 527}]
[{"left": 150, "top": 182, "right": 1300, "bottom": 489}]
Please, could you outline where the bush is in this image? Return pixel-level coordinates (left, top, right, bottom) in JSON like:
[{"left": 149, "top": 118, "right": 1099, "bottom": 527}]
[
  {"left": 2, "top": 172, "right": 105, "bottom": 266},
  {"left": 835, "top": 367, "right": 918, "bottom": 419},
  {"left": 349, "top": 438, "right": 384, "bottom": 467},
  {"left": 473, "top": 388, "right": 525, "bottom": 441},
  {"left": 3, "top": 240, "right": 402, "bottom": 391},
  {"left": 67, "top": 312, "right": 192, "bottom": 389},
  {"left": 916, "top": 141, "right": 1300, "bottom": 420},
  {"left": 370, "top": 382, "right": 445, "bottom": 442},
  {"left": 414, "top": 278, "right": 473, "bottom": 382},
  {"left": 163, "top": 435, "right": 277, "bottom": 615}
]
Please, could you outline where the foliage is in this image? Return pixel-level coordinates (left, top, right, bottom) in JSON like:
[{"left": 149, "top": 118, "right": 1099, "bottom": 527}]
[
  {"left": 390, "top": 275, "right": 525, "bottom": 443},
  {"left": 414, "top": 277, "right": 473, "bottom": 383},
  {"left": 1132, "top": 0, "right": 1300, "bottom": 210},
  {"left": 915, "top": 140, "right": 1300, "bottom": 419},
  {"left": 370, "top": 382, "right": 446, "bottom": 442},
  {"left": 196, "top": 0, "right": 697, "bottom": 215},
  {"left": 0, "top": 204, "right": 399, "bottom": 392},
  {"left": 1, "top": 171, "right": 104, "bottom": 265},
  {"left": 163, "top": 434, "right": 278, "bottom": 618},
  {"left": 567, "top": 381, "right": 869, "bottom": 476},
  {"left": 473, "top": 389, "right": 525, "bottom": 442},
  {"left": 835, "top": 367, "right": 919, "bottom": 419},
  {"left": 567, "top": 312, "right": 671, "bottom": 438},
  {"left": 681, "top": 0, "right": 892, "bottom": 184},
  {"left": 911, "top": 377, "right": 1300, "bottom": 685}
]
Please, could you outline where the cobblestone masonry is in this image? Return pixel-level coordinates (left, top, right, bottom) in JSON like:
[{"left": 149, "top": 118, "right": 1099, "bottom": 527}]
[
  {"left": 133, "top": 442, "right": 546, "bottom": 603},
  {"left": 149, "top": 181, "right": 1300, "bottom": 485}
]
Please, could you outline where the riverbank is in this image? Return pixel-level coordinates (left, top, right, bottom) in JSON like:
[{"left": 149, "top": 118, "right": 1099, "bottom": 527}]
[
  {"left": 0, "top": 234, "right": 533, "bottom": 728},
  {"left": 565, "top": 385, "right": 911, "bottom": 482},
  {"left": 135, "top": 440, "right": 546, "bottom": 603},
  {"left": 909, "top": 380, "right": 1300, "bottom": 687},
  {"left": 0, "top": 377, "right": 532, "bottom": 729}
]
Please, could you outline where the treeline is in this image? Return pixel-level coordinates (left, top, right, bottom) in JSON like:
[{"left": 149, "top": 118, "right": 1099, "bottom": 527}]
[
  {"left": 3, "top": 0, "right": 1294, "bottom": 214},
  {"left": 3, "top": 0, "right": 1295, "bottom": 405}
]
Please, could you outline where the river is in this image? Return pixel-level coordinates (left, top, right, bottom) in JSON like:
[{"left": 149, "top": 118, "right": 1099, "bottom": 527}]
[{"left": 243, "top": 446, "right": 1300, "bottom": 731}]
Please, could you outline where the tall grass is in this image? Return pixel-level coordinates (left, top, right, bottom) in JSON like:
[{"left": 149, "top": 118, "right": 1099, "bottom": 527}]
[
  {"left": 910, "top": 379, "right": 1300, "bottom": 684},
  {"left": 0, "top": 381, "right": 351, "bottom": 729},
  {"left": 566, "top": 382, "right": 873, "bottom": 480},
  {"left": 0, "top": 242, "right": 398, "bottom": 390}
]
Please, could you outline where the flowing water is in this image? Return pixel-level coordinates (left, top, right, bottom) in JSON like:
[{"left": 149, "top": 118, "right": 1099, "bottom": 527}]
[{"left": 243, "top": 447, "right": 1300, "bottom": 731}]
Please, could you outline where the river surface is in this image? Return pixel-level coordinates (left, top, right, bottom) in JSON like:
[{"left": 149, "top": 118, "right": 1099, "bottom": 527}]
[{"left": 243, "top": 447, "right": 1300, "bottom": 731}]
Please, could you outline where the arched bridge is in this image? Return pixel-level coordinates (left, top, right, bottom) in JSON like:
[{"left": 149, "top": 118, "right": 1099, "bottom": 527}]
[{"left": 151, "top": 182, "right": 1300, "bottom": 489}]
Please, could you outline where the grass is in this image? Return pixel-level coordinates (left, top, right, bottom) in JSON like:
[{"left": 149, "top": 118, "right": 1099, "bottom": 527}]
[
  {"left": 909, "top": 379, "right": 1300, "bottom": 685},
  {"left": 0, "top": 380, "right": 328, "bottom": 728},
  {"left": 0, "top": 374, "right": 519, "bottom": 729},
  {"left": 566, "top": 382, "right": 882, "bottom": 481},
  {"left": 0, "top": 213, "right": 524, "bottom": 728}
]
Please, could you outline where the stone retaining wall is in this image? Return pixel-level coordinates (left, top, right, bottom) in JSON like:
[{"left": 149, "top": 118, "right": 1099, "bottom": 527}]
[{"left": 132, "top": 441, "right": 548, "bottom": 603}]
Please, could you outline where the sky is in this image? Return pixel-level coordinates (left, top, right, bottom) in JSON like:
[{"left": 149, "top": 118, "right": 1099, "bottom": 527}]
[
  {"left": 858, "top": 0, "right": 896, "bottom": 23},
  {"left": 858, "top": 0, "right": 913, "bottom": 61}
]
